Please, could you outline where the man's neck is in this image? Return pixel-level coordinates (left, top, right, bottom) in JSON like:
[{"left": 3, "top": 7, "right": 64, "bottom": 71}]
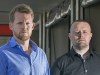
[
  {"left": 20, "top": 40, "right": 32, "bottom": 55},
  {"left": 73, "top": 46, "right": 89, "bottom": 58},
  {"left": 14, "top": 36, "right": 31, "bottom": 55}
]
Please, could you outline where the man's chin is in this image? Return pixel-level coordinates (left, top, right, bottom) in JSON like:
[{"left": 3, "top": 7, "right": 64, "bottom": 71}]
[
  {"left": 76, "top": 43, "right": 87, "bottom": 49},
  {"left": 21, "top": 36, "right": 29, "bottom": 41}
]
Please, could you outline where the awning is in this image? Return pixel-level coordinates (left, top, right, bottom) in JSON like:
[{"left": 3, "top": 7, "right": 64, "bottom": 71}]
[
  {"left": 46, "top": 0, "right": 71, "bottom": 27},
  {"left": 81, "top": 0, "right": 100, "bottom": 7}
]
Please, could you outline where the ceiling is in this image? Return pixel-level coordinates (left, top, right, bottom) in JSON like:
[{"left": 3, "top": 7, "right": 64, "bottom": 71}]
[{"left": 0, "top": 0, "right": 64, "bottom": 23}]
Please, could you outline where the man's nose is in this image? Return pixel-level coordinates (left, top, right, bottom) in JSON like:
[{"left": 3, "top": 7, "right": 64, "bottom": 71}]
[
  {"left": 22, "top": 24, "right": 27, "bottom": 29},
  {"left": 78, "top": 32, "right": 84, "bottom": 37}
]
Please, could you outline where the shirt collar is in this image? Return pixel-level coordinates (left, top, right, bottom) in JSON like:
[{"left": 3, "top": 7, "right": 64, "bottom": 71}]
[
  {"left": 29, "top": 40, "right": 37, "bottom": 52},
  {"left": 9, "top": 37, "right": 37, "bottom": 52},
  {"left": 70, "top": 46, "right": 94, "bottom": 58},
  {"left": 10, "top": 37, "right": 19, "bottom": 47}
]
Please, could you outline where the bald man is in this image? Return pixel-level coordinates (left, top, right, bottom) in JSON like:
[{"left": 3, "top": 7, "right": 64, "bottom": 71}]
[{"left": 51, "top": 20, "right": 100, "bottom": 75}]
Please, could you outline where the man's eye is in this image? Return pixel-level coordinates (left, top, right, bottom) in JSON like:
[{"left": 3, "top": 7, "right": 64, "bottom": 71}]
[
  {"left": 75, "top": 32, "right": 79, "bottom": 34},
  {"left": 26, "top": 22, "right": 30, "bottom": 24},
  {"left": 26, "top": 23, "right": 30, "bottom": 26},
  {"left": 83, "top": 31, "right": 87, "bottom": 33},
  {"left": 17, "top": 22, "right": 22, "bottom": 25}
]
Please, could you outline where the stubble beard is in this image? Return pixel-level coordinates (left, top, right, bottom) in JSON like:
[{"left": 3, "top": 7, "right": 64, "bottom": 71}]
[{"left": 14, "top": 31, "right": 32, "bottom": 41}]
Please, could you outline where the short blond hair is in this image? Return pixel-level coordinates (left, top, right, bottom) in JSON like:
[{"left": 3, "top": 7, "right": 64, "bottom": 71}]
[{"left": 9, "top": 4, "right": 34, "bottom": 22}]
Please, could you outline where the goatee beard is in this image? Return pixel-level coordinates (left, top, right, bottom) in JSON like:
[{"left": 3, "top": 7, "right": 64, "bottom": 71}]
[{"left": 75, "top": 43, "right": 88, "bottom": 50}]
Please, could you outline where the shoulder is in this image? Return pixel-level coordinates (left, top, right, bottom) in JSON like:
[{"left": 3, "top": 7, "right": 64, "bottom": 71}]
[
  {"left": 0, "top": 42, "right": 10, "bottom": 51},
  {"left": 30, "top": 40, "right": 46, "bottom": 55},
  {"left": 31, "top": 41, "right": 46, "bottom": 55},
  {"left": 92, "top": 50, "right": 100, "bottom": 57},
  {"left": 51, "top": 53, "right": 71, "bottom": 75},
  {"left": 37, "top": 47, "right": 47, "bottom": 58},
  {"left": 52, "top": 52, "right": 71, "bottom": 70},
  {"left": 0, "top": 42, "right": 11, "bottom": 55},
  {"left": 57, "top": 52, "right": 71, "bottom": 63},
  {"left": 31, "top": 41, "right": 48, "bottom": 60},
  {"left": 0, "top": 43, "right": 10, "bottom": 61}
]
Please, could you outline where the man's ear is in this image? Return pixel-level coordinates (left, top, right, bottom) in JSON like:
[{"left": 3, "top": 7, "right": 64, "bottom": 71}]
[
  {"left": 90, "top": 33, "right": 93, "bottom": 40},
  {"left": 9, "top": 22, "right": 13, "bottom": 31},
  {"left": 68, "top": 33, "right": 71, "bottom": 39},
  {"left": 32, "top": 22, "right": 35, "bottom": 30},
  {"left": 68, "top": 33, "right": 72, "bottom": 41}
]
